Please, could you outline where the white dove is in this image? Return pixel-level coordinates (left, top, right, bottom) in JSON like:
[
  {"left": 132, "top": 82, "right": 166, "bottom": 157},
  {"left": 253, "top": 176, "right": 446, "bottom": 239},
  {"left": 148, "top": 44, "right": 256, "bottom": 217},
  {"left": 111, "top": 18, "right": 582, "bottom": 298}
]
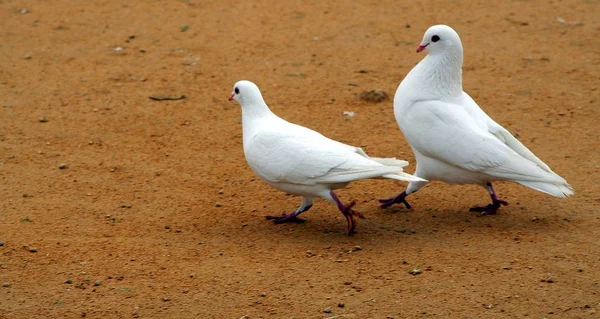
[
  {"left": 380, "top": 25, "right": 573, "bottom": 214},
  {"left": 229, "top": 80, "right": 425, "bottom": 234}
]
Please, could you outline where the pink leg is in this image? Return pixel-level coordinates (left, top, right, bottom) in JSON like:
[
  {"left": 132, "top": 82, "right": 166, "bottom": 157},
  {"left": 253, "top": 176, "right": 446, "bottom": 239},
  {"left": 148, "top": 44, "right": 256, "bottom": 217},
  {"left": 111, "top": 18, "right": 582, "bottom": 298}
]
[
  {"left": 330, "top": 191, "right": 364, "bottom": 235},
  {"left": 378, "top": 190, "right": 412, "bottom": 209},
  {"left": 469, "top": 183, "right": 509, "bottom": 215}
]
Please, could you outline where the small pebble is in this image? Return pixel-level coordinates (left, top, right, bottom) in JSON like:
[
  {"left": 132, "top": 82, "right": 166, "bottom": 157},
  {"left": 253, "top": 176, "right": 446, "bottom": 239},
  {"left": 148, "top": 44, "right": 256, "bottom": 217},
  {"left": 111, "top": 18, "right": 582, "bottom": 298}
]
[
  {"left": 162, "top": 297, "right": 170, "bottom": 302},
  {"left": 38, "top": 116, "right": 48, "bottom": 123},
  {"left": 2, "top": 283, "right": 10, "bottom": 287},
  {"left": 541, "top": 278, "right": 554, "bottom": 283},
  {"left": 503, "top": 266, "right": 513, "bottom": 270},
  {"left": 323, "top": 307, "right": 332, "bottom": 313},
  {"left": 94, "top": 280, "right": 102, "bottom": 286},
  {"left": 409, "top": 269, "right": 422, "bottom": 275},
  {"left": 65, "top": 279, "right": 72, "bottom": 284},
  {"left": 352, "top": 245, "right": 362, "bottom": 251},
  {"left": 338, "top": 302, "right": 345, "bottom": 308},
  {"left": 58, "top": 163, "right": 68, "bottom": 169},
  {"left": 0, "top": 242, "right": 4, "bottom": 247}
]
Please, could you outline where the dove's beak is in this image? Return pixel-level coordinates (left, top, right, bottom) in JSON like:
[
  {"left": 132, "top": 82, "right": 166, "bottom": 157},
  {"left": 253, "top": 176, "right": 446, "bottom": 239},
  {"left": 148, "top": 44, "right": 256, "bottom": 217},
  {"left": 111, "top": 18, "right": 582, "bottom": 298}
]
[
  {"left": 228, "top": 92, "right": 235, "bottom": 101},
  {"left": 416, "top": 43, "right": 428, "bottom": 53}
]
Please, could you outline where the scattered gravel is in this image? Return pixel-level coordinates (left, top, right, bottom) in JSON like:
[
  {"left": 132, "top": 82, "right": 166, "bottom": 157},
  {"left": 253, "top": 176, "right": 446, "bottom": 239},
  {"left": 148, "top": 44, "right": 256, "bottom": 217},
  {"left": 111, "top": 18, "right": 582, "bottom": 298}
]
[{"left": 360, "top": 89, "right": 389, "bottom": 102}]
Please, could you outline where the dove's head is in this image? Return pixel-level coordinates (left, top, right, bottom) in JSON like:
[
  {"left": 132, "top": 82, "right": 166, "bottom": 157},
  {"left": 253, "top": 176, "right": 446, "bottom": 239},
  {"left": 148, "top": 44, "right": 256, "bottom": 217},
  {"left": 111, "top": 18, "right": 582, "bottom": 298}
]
[
  {"left": 416, "top": 25, "right": 462, "bottom": 54},
  {"left": 229, "top": 80, "right": 265, "bottom": 106}
]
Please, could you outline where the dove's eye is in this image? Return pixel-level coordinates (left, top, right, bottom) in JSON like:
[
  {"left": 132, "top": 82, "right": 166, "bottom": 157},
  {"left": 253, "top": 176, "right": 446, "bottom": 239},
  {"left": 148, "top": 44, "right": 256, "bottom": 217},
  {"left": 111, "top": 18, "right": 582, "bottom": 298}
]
[
  {"left": 431, "top": 35, "right": 440, "bottom": 42},
  {"left": 235, "top": 87, "right": 240, "bottom": 94}
]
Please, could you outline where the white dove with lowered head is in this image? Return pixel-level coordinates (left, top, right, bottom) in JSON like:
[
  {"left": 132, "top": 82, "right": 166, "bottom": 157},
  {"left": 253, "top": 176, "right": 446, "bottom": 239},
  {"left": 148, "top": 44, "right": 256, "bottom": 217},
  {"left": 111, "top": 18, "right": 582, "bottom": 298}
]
[
  {"left": 380, "top": 25, "right": 573, "bottom": 214},
  {"left": 229, "top": 80, "right": 425, "bottom": 234}
]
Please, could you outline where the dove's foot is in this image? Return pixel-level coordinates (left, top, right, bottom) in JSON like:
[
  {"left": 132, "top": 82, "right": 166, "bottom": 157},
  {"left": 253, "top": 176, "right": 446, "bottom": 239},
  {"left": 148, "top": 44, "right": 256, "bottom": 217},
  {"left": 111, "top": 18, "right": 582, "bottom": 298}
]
[
  {"left": 340, "top": 201, "right": 365, "bottom": 235},
  {"left": 469, "top": 198, "right": 509, "bottom": 215},
  {"left": 330, "top": 191, "right": 364, "bottom": 235},
  {"left": 378, "top": 191, "right": 412, "bottom": 209},
  {"left": 265, "top": 212, "right": 305, "bottom": 224},
  {"left": 266, "top": 203, "right": 312, "bottom": 224},
  {"left": 470, "top": 183, "right": 509, "bottom": 215}
]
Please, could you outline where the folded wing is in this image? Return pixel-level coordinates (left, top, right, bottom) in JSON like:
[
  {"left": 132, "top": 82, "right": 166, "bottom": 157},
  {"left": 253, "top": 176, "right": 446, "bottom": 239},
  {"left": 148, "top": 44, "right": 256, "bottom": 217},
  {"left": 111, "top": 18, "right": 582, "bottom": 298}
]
[{"left": 245, "top": 124, "right": 421, "bottom": 185}]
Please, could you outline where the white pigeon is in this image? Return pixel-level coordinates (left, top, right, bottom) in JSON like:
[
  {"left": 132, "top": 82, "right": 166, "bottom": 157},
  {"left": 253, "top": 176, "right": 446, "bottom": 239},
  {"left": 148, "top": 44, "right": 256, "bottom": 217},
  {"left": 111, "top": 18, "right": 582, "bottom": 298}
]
[
  {"left": 380, "top": 25, "right": 573, "bottom": 214},
  {"left": 229, "top": 80, "right": 425, "bottom": 234}
]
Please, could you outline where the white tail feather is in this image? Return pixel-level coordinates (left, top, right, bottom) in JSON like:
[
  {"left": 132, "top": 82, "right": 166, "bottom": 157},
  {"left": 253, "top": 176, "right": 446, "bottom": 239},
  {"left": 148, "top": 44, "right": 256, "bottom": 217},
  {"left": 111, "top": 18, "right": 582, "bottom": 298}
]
[
  {"left": 369, "top": 157, "right": 409, "bottom": 168},
  {"left": 516, "top": 180, "right": 574, "bottom": 198},
  {"left": 383, "top": 172, "right": 427, "bottom": 183}
]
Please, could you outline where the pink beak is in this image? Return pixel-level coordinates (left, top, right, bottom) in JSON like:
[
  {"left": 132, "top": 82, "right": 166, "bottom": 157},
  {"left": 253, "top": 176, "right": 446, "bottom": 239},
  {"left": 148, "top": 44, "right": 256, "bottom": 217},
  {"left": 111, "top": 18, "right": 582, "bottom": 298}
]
[
  {"left": 416, "top": 43, "right": 428, "bottom": 53},
  {"left": 228, "top": 92, "right": 235, "bottom": 101}
]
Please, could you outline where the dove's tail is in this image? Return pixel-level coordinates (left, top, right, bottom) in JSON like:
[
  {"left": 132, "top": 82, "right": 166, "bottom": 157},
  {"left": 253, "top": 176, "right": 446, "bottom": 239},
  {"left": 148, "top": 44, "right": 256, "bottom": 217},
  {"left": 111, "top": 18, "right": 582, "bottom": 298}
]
[
  {"left": 370, "top": 157, "right": 423, "bottom": 182},
  {"left": 383, "top": 172, "right": 427, "bottom": 183},
  {"left": 516, "top": 180, "right": 574, "bottom": 198},
  {"left": 369, "top": 157, "right": 409, "bottom": 168}
]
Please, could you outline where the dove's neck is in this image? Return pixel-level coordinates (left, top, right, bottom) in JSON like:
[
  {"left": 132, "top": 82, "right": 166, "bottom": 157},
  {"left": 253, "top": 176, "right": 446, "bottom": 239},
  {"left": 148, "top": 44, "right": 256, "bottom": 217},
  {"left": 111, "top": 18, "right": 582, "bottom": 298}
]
[
  {"left": 241, "top": 100, "right": 274, "bottom": 119},
  {"left": 241, "top": 100, "right": 277, "bottom": 142},
  {"left": 406, "top": 49, "right": 464, "bottom": 100}
]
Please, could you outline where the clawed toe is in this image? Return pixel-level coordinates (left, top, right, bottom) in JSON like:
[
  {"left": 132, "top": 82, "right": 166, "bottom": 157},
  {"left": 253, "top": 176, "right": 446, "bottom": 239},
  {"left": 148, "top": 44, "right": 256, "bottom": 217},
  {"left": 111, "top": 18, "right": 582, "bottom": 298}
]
[
  {"left": 380, "top": 200, "right": 411, "bottom": 209},
  {"left": 469, "top": 199, "right": 508, "bottom": 215},
  {"left": 265, "top": 213, "right": 305, "bottom": 224},
  {"left": 340, "top": 201, "right": 362, "bottom": 235},
  {"left": 378, "top": 198, "right": 396, "bottom": 208},
  {"left": 378, "top": 192, "right": 412, "bottom": 209}
]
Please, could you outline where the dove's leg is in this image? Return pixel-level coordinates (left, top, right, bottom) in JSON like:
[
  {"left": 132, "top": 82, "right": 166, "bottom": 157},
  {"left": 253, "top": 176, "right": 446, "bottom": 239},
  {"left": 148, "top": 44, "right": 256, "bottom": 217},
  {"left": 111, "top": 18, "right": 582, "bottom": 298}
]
[
  {"left": 379, "top": 191, "right": 411, "bottom": 209},
  {"left": 379, "top": 180, "right": 427, "bottom": 209},
  {"left": 328, "top": 191, "right": 364, "bottom": 235},
  {"left": 469, "top": 182, "right": 509, "bottom": 215},
  {"left": 266, "top": 197, "right": 313, "bottom": 224}
]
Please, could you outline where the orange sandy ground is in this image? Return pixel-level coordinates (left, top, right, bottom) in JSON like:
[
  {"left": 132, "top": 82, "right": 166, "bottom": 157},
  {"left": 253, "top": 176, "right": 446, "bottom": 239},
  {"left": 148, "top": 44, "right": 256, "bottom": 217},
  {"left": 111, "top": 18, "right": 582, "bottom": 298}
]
[{"left": 1, "top": 0, "right": 599, "bottom": 318}]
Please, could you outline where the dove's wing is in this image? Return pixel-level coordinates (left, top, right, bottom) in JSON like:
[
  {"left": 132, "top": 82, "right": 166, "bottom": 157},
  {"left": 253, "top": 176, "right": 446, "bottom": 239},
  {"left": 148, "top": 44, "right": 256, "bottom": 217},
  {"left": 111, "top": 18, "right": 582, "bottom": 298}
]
[
  {"left": 458, "top": 93, "right": 553, "bottom": 173},
  {"left": 403, "top": 100, "right": 563, "bottom": 183},
  {"left": 245, "top": 122, "right": 413, "bottom": 185}
]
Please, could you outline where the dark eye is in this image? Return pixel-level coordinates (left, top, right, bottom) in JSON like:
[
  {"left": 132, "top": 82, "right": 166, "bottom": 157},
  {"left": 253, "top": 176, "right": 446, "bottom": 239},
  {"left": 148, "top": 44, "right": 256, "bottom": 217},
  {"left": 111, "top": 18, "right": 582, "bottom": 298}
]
[
  {"left": 432, "top": 35, "right": 440, "bottom": 42},
  {"left": 234, "top": 87, "right": 239, "bottom": 94}
]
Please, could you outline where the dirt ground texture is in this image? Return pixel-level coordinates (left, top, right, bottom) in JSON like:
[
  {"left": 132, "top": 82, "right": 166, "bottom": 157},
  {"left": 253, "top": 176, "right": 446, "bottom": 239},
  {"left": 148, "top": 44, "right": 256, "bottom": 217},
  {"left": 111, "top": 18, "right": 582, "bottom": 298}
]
[{"left": 1, "top": 0, "right": 599, "bottom": 318}]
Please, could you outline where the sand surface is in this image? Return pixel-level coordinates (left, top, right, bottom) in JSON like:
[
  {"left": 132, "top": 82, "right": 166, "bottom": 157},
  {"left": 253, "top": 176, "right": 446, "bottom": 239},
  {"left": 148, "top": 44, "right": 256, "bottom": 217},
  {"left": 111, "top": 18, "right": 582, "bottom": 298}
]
[{"left": 1, "top": 0, "right": 599, "bottom": 318}]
